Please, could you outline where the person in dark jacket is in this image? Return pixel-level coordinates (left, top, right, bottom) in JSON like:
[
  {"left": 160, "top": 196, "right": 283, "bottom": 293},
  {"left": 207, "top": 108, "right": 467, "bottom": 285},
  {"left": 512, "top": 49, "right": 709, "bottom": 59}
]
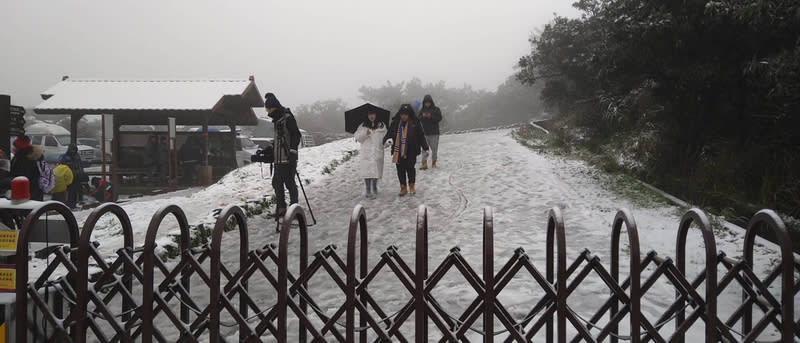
[
  {"left": 418, "top": 94, "right": 443, "bottom": 170},
  {"left": 179, "top": 135, "right": 203, "bottom": 185},
  {"left": 265, "top": 92, "right": 302, "bottom": 217},
  {"left": 59, "top": 144, "right": 85, "bottom": 208},
  {"left": 383, "top": 104, "right": 430, "bottom": 196},
  {"left": 143, "top": 135, "right": 160, "bottom": 185},
  {"left": 9, "top": 136, "right": 44, "bottom": 201}
]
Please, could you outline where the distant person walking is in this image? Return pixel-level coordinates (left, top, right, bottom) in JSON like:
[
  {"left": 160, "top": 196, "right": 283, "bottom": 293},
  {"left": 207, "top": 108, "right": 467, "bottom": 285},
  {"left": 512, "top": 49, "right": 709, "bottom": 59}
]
[
  {"left": 418, "top": 94, "right": 442, "bottom": 169},
  {"left": 384, "top": 104, "right": 429, "bottom": 196},
  {"left": 59, "top": 144, "right": 85, "bottom": 208},
  {"left": 10, "top": 136, "right": 44, "bottom": 201},
  {"left": 265, "top": 92, "right": 302, "bottom": 218},
  {"left": 354, "top": 110, "right": 387, "bottom": 198}
]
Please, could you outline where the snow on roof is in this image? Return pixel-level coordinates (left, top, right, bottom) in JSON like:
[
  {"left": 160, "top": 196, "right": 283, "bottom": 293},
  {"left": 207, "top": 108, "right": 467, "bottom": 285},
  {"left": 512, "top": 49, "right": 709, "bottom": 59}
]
[{"left": 37, "top": 78, "right": 257, "bottom": 111}]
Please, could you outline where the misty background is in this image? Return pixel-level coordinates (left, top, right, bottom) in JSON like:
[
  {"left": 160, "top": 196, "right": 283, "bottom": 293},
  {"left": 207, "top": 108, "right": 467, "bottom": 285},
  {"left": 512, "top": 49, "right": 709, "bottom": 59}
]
[{"left": 1, "top": 1, "right": 578, "bottom": 138}]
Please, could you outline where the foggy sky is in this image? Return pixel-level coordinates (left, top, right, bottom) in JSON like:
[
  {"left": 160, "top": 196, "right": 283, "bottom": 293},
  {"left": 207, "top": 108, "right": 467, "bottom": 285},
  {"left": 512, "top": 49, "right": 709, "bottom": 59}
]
[{"left": 0, "top": 1, "right": 578, "bottom": 109}]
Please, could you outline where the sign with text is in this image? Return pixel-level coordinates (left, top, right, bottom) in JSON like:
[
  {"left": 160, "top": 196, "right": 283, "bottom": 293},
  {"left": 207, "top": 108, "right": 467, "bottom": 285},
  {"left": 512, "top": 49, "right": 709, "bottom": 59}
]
[
  {"left": 0, "top": 265, "right": 14, "bottom": 292},
  {"left": 0, "top": 231, "right": 18, "bottom": 252}
]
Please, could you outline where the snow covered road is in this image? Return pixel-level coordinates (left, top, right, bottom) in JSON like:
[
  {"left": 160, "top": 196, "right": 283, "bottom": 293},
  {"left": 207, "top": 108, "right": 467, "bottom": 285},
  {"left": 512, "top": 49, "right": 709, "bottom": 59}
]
[{"left": 215, "top": 129, "right": 786, "bottom": 341}]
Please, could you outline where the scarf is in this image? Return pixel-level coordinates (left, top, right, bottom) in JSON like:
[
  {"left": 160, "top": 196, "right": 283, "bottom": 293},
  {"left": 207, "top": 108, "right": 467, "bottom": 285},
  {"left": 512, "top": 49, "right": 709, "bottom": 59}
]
[{"left": 392, "top": 120, "right": 409, "bottom": 163}]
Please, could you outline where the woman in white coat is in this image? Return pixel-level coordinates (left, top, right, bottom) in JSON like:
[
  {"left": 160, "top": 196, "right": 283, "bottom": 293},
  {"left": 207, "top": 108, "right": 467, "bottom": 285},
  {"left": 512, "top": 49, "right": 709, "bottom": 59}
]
[{"left": 354, "top": 112, "right": 387, "bottom": 198}]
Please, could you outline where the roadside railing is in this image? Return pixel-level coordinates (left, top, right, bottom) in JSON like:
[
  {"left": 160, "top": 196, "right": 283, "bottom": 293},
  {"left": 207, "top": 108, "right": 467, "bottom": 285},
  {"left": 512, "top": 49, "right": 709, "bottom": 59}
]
[{"left": 11, "top": 201, "right": 799, "bottom": 342}]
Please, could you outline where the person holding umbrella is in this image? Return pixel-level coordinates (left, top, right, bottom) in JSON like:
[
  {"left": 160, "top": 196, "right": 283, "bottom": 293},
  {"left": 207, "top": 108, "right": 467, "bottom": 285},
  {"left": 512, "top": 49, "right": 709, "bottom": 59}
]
[
  {"left": 354, "top": 110, "right": 387, "bottom": 198},
  {"left": 383, "top": 104, "right": 429, "bottom": 196}
]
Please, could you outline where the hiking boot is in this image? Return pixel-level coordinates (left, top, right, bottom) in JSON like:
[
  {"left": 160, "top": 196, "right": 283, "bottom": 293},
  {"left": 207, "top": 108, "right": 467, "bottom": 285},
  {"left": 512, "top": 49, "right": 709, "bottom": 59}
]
[
  {"left": 409, "top": 183, "right": 416, "bottom": 194},
  {"left": 398, "top": 185, "right": 408, "bottom": 196},
  {"left": 432, "top": 160, "right": 437, "bottom": 168},
  {"left": 420, "top": 160, "right": 428, "bottom": 170}
]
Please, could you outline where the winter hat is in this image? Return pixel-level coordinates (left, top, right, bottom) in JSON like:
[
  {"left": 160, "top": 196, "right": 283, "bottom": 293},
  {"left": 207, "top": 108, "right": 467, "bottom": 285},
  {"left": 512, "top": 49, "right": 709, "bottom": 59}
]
[
  {"left": 13, "top": 136, "right": 32, "bottom": 153},
  {"left": 398, "top": 104, "right": 415, "bottom": 116},
  {"left": 264, "top": 93, "right": 282, "bottom": 109}
]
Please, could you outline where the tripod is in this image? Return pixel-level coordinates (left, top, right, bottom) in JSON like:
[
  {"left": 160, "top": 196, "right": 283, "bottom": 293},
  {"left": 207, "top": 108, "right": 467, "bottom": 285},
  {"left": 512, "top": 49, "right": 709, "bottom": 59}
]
[{"left": 272, "top": 140, "right": 317, "bottom": 232}]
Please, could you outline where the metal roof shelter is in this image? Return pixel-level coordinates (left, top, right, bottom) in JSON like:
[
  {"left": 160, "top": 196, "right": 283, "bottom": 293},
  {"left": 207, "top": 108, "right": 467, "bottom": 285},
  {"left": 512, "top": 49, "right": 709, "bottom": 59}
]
[
  {"left": 35, "top": 76, "right": 263, "bottom": 126},
  {"left": 33, "top": 76, "right": 265, "bottom": 197}
]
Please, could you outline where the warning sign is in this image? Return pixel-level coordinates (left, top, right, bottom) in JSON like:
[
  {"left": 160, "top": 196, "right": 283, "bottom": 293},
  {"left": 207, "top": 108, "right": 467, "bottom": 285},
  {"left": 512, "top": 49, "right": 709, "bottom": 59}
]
[
  {"left": 0, "top": 231, "right": 17, "bottom": 252},
  {"left": 0, "top": 265, "right": 14, "bottom": 292}
]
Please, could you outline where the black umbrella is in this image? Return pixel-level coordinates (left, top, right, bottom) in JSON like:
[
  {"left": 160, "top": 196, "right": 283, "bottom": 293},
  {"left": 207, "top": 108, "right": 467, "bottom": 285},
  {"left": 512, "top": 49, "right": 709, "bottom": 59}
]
[{"left": 344, "top": 103, "right": 390, "bottom": 134}]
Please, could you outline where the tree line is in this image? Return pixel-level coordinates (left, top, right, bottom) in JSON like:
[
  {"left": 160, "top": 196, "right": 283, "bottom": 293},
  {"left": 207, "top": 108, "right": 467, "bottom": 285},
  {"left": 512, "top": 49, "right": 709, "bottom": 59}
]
[
  {"left": 292, "top": 76, "right": 545, "bottom": 135},
  {"left": 516, "top": 0, "right": 800, "bottom": 217}
]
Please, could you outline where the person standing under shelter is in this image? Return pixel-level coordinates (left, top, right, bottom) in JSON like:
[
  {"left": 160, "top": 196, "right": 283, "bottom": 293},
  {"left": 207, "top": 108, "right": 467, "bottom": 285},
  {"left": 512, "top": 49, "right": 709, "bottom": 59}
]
[
  {"left": 59, "top": 143, "right": 85, "bottom": 209},
  {"left": 418, "top": 94, "right": 442, "bottom": 170},
  {"left": 354, "top": 110, "right": 387, "bottom": 199},
  {"left": 265, "top": 92, "right": 302, "bottom": 218},
  {"left": 143, "top": 135, "right": 161, "bottom": 185},
  {"left": 179, "top": 135, "right": 202, "bottom": 185}
]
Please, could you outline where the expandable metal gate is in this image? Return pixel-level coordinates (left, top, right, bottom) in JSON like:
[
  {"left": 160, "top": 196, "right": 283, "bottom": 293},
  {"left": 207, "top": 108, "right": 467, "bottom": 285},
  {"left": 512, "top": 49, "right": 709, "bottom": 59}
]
[{"left": 11, "top": 201, "right": 800, "bottom": 342}]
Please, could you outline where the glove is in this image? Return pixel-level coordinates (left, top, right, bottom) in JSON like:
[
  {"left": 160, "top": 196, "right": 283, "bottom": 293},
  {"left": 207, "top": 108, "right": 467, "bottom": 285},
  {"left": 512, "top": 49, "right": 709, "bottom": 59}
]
[
  {"left": 384, "top": 139, "right": 393, "bottom": 148},
  {"left": 289, "top": 149, "right": 298, "bottom": 155}
]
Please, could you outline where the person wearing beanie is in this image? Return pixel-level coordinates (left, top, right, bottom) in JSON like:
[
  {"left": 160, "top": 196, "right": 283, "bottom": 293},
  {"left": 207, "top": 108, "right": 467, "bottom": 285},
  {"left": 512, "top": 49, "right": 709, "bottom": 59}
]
[
  {"left": 10, "top": 136, "right": 45, "bottom": 201},
  {"left": 59, "top": 143, "right": 85, "bottom": 209},
  {"left": 383, "top": 104, "right": 430, "bottom": 196},
  {"left": 265, "top": 92, "right": 302, "bottom": 218},
  {"left": 418, "top": 94, "right": 443, "bottom": 170}
]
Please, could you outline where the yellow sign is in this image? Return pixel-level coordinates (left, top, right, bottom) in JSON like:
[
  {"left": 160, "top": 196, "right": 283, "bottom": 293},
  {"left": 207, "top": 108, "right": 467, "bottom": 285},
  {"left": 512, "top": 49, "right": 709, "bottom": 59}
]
[
  {"left": 0, "top": 268, "right": 12, "bottom": 292},
  {"left": 0, "top": 231, "right": 17, "bottom": 251}
]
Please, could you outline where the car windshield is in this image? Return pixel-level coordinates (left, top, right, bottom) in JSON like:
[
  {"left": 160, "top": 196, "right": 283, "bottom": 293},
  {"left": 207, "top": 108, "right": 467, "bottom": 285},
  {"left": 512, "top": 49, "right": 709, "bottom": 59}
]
[
  {"left": 55, "top": 135, "right": 72, "bottom": 146},
  {"left": 240, "top": 138, "right": 258, "bottom": 149}
]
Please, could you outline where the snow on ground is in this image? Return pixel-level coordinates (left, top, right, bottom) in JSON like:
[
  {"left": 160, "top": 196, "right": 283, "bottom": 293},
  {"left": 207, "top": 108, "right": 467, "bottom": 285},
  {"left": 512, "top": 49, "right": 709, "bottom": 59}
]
[
  {"left": 192, "top": 129, "right": 788, "bottom": 341},
  {"left": 70, "top": 138, "right": 359, "bottom": 258},
  {"left": 32, "top": 128, "right": 790, "bottom": 341}
]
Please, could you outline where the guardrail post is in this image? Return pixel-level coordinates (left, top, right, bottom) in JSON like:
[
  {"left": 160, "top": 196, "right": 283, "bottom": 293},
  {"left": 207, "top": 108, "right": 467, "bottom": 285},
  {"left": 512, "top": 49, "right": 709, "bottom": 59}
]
[
  {"left": 483, "top": 207, "right": 495, "bottom": 342},
  {"left": 277, "top": 204, "right": 309, "bottom": 343},
  {"left": 610, "top": 209, "right": 641, "bottom": 343},
  {"left": 415, "top": 205, "right": 429, "bottom": 343},
  {"left": 210, "top": 205, "right": 249, "bottom": 343},
  {"left": 546, "top": 207, "right": 567, "bottom": 343},
  {"left": 744, "top": 210, "right": 794, "bottom": 342},
  {"left": 142, "top": 205, "right": 191, "bottom": 343},
  {"left": 676, "top": 209, "right": 717, "bottom": 343}
]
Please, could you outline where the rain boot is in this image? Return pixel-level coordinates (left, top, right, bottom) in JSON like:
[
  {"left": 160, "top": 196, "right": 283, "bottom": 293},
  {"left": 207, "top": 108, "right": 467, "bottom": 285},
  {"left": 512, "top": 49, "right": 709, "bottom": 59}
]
[
  {"left": 432, "top": 160, "right": 437, "bottom": 168},
  {"left": 409, "top": 183, "right": 416, "bottom": 194},
  {"left": 420, "top": 160, "right": 428, "bottom": 170},
  {"left": 398, "top": 185, "right": 408, "bottom": 196}
]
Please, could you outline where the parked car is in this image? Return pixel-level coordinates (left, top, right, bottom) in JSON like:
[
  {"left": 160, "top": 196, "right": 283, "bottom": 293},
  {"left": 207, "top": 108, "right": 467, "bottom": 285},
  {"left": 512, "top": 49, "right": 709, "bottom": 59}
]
[
  {"left": 77, "top": 137, "right": 112, "bottom": 164},
  {"left": 24, "top": 123, "right": 94, "bottom": 164},
  {"left": 234, "top": 136, "right": 260, "bottom": 167}
]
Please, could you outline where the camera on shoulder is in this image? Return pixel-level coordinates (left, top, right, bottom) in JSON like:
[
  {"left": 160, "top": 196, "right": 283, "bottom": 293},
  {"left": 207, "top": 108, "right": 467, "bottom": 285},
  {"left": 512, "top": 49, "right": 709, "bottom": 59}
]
[{"left": 251, "top": 148, "right": 274, "bottom": 163}]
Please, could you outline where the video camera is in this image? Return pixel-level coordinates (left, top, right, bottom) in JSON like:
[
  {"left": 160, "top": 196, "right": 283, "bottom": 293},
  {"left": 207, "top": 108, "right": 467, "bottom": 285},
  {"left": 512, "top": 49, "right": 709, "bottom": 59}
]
[{"left": 251, "top": 148, "right": 274, "bottom": 164}]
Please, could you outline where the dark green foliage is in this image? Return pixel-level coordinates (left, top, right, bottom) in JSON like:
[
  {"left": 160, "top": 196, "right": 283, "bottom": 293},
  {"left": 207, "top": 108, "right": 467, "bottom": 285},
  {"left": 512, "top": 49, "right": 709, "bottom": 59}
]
[{"left": 519, "top": 0, "right": 800, "bottom": 218}]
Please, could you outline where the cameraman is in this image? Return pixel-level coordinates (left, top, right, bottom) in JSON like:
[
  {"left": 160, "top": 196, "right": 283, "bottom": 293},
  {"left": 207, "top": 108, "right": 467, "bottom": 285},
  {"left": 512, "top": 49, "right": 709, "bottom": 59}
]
[{"left": 264, "top": 93, "right": 302, "bottom": 218}]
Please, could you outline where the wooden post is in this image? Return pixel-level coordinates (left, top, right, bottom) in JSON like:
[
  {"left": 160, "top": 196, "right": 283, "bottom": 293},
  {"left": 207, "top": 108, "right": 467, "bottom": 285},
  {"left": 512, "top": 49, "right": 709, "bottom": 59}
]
[
  {"left": 70, "top": 114, "right": 81, "bottom": 145},
  {"left": 202, "top": 120, "right": 209, "bottom": 166},
  {"left": 229, "top": 124, "right": 237, "bottom": 170},
  {"left": 0, "top": 95, "right": 9, "bottom": 156},
  {"left": 101, "top": 115, "right": 106, "bottom": 178},
  {"left": 111, "top": 116, "right": 120, "bottom": 201}
]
